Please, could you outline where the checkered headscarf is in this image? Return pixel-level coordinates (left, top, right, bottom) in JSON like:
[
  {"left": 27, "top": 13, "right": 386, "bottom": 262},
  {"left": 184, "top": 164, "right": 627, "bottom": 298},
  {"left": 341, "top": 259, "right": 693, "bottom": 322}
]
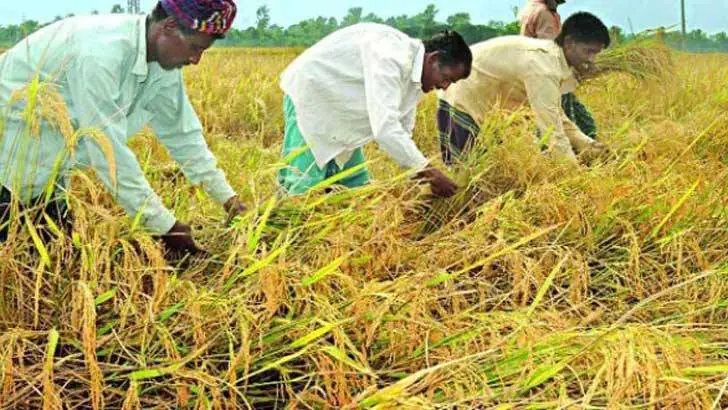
[{"left": 160, "top": 0, "right": 237, "bottom": 35}]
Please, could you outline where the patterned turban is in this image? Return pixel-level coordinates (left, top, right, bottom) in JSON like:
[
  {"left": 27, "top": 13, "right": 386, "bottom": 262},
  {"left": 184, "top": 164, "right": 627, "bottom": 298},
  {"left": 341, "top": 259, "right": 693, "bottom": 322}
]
[{"left": 160, "top": 0, "right": 237, "bottom": 35}]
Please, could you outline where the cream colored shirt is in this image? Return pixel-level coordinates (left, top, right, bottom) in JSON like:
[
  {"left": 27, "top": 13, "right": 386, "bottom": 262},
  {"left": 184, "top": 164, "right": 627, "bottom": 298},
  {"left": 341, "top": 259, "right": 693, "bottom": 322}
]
[{"left": 440, "top": 36, "right": 594, "bottom": 158}]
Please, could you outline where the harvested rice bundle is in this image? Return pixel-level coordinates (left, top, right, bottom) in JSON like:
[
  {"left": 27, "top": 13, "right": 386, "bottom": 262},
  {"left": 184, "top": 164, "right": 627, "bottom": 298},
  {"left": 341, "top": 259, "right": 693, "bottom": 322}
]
[{"left": 586, "top": 39, "right": 674, "bottom": 81}]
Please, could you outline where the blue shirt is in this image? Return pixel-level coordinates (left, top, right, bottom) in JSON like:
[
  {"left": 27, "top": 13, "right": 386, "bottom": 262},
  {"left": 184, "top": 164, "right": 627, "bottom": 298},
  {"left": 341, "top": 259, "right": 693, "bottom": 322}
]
[{"left": 0, "top": 15, "right": 236, "bottom": 233}]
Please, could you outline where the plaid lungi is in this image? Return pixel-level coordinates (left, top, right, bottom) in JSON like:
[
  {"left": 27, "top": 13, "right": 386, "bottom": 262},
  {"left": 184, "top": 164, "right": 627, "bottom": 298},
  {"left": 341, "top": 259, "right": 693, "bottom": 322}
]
[{"left": 437, "top": 99, "right": 480, "bottom": 165}]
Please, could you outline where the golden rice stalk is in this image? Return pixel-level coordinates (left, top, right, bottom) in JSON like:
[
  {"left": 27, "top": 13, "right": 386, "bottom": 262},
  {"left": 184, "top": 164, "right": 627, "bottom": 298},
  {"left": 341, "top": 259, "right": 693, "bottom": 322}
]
[
  {"left": 591, "top": 40, "right": 674, "bottom": 81},
  {"left": 0, "top": 336, "right": 17, "bottom": 407},
  {"left": 8, "top": 76, "right": 118, "bottom": 189},
  {"left": 71, "top": 127, "right": 118, "bottom": 190},
  {"left": 73, "top": 282, "right": 105, "bottom": 410},
  {"left": 154, "top": 326, "right": 192, "bottom": 407},
  {"left": 9, "top": 76, "right": 72, "bottom": 140},
  {"left": 120, "top": 380, "right": 141, "bottom": 410},
  {"left": 41, "top": 329, "right": 61, "bottom": 410}
]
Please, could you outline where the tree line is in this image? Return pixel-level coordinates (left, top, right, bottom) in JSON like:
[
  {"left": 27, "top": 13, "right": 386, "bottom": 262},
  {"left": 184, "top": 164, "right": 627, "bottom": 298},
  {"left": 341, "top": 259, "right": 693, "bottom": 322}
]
[{"left": 1, "top": 4, "right": 727, "bottom": 52}]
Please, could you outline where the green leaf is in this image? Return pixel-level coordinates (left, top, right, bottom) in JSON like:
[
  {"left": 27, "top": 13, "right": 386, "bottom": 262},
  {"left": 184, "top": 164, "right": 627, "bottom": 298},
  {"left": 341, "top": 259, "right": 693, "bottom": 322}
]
[
  {"left": 242, "top": 347, "right": 310, "bottom": 382},
  {"left": 224, "top": 244, "right": 289, "bottom": 291},
  {"left": 413, "top": 328, "right": 481, "bottom": 359},
  {"left": 45, "top": 328, "right": 59, "bottom": 366},
  {"left": 94, "top": 288, "right": 117, "bottom": 306},
  {"left": 521, "top": 361, "right": 568, "bottom": 392},
  {"left": 682, "top": 365, "right": 728, "bottom": 376},
  {"left": 527, "top": 255, "right": 568, "bottom": 317},
  {"left": 289, "top": 322, "right": 337, "bottom": 349},
  {"left": 649, "top": 179, "right": 700, "bottom": 240},
  {"left": 158, "top": 302, "right": 185, "bottom": 323},
  {"left": 248, "top": 197, "right": 277, "bottom": 253},
  {"left": 128, "top": 362, "right": 184, "bottom": 381},
  {"left": 97, "top": 319, "right": 119, "bottom": 337},
  {"left": 322, "top": 345, "right": 375, "bottom": 377},
  {"left": 302, "top": 256, "right": 345, "bottom": 286},
  {"left": 25, "top": 216, "right": 50, "bottom": 268}
]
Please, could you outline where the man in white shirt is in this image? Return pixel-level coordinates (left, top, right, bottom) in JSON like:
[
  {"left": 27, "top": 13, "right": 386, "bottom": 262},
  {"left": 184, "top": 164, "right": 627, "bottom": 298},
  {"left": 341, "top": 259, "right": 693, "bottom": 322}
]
[
  {"left": 0, "top": 0, "right": 247, "bottom": 255},
  {"left": 278, "top": 24, "right": 472, "bottom": 197}
]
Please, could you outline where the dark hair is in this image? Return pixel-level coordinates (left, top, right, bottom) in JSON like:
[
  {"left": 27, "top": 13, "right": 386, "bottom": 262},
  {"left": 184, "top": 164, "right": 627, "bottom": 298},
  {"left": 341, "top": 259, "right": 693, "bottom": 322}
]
[
  {"left": 150, "top": 2, "right": 224, "bottom": 39},
  {"left": 424, "top": 30, "right": 472, "bottom": 78},
  {"left": 555, "top": 12, "right": 610, "bottom": 48}
]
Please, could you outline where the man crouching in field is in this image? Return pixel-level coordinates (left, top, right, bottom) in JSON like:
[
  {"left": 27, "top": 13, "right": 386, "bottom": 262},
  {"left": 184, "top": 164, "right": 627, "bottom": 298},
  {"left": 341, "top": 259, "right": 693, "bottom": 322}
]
[
  {"left": 438, "top": 12, "right": 609, "bottom": 164},
  {"left": 278, "top": 23, "right": 472, "bottom": 197},
  {"left": 520, "top": 0, "right": 600, "bottom": 140},
  {"left": 0, "top": 0, "right": 247, "bottom": 255}
]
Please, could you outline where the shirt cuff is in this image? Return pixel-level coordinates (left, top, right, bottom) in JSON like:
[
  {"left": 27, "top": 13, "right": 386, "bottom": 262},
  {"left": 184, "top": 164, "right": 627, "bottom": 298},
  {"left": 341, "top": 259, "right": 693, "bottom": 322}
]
[
  {"left": 398, "top": 150, "right": 429, "bottom": 171},
  {"left": 408, "top": 156, "right": 430, "bottom": 172},
  {"left": 205, "top": 179, "right": 237, "bottom": 205},
  {"left": 571, "top": 135, "right": 595, "bottom": 152},
  {"left": 553, "top": 145, "right": 577, "bottom": 159},
  {"left": 143, "top": 207, "right": 177, "bottom": 235},
  {"left": 549, "top": 137, "right": 578, "bottom": 159}
]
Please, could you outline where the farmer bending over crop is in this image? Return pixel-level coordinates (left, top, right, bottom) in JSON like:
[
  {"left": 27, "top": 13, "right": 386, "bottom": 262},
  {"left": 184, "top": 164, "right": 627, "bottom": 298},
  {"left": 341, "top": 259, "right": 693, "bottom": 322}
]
[
  {"left": 278, "top": 23, "right": 472, "bottom": 197},
  {"left": 438, "top": 12, "right": 609, "bottom": 164},
  {"left": 0, "top": 0, "right": 247, "bottom": 255},
  {"left": 519, "top": 0, "right": 599, "bottom": 139}
]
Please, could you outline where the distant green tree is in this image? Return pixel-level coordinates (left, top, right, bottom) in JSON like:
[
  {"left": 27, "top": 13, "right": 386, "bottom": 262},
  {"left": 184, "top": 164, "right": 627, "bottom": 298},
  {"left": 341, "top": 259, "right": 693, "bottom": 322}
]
[
  {"left": 342, "top": 8, "right": 363, "bottom": 27},
  {"left": 2, "top": 5, "right": 725, "bottom": 52}
]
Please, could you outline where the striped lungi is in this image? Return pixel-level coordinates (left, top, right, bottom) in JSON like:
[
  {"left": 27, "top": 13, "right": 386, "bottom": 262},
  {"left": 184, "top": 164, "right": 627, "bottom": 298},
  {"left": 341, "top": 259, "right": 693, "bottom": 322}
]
[{"left": 436, "top": 99, "right": 480, "bottom": 164}]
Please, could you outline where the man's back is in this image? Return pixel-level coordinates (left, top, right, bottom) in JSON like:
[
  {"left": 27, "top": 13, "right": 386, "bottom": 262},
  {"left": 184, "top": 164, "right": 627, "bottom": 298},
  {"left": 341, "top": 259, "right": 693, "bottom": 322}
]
[
  {"left": 470, "top": 36, "right": 563, "bottom": 80},
  {"left": 280, "top": 22, "right": 420, "bottom": 108},
  {"left": 279, "top": 22, "right": 425, "bottom": 167},
  {"left": 0, "top": 14, "right": 184, "bottom": 202},
  {"left": 0, "top": 15, "right": 141, "bottom": 103},
  {"left": 441, "top": 36, "right": 574, "bottom": 124}
]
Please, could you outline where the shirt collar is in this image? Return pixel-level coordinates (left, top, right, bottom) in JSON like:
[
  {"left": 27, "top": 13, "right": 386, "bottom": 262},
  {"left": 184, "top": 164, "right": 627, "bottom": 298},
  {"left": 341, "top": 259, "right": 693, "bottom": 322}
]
[
  {"left": 411, "top": 42, "right": 425, "bottom": 84},
  {"left": 132, "top": 16, "right": 149, "bottom": 80},
  {"left": 556, "top": 45, "right": 579, "bottom": 91}
]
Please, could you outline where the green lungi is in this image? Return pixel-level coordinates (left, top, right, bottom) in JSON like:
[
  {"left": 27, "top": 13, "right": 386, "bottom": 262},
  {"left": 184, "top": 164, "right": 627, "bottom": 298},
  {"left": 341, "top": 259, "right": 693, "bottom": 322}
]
[{"left": 277, "top": 95, "right": 370, "bottom": 195}]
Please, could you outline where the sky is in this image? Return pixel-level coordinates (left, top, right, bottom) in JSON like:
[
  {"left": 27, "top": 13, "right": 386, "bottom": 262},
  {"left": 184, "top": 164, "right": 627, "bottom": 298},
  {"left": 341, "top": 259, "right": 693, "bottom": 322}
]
[{"left": 1, "top": 1, "right": 726, "bottom": 34}]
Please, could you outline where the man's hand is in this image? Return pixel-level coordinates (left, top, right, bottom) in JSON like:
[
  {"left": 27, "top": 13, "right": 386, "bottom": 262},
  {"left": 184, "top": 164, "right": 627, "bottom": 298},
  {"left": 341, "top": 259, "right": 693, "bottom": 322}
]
[
  {"left": 416, "top": 167, "right": 458, "bottom": 198},
  {"left": 223, "top": 195, "right": 248, "bottom": 224},
  {"left": 579, "top": 141, "right": 611, "bottom": 165},
  {"left": 159, "top": 221, "right": 203, "bottom": 256}
]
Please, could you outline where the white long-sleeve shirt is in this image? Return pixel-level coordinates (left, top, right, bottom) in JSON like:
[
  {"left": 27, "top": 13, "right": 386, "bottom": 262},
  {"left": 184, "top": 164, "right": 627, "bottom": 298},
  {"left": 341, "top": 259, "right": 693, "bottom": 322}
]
[
  {"left": 280, "top": 23, "right": 429, "bottom": 170},
  {"left": 0, "top": 15, "right": 236, "bottom": 234}
]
